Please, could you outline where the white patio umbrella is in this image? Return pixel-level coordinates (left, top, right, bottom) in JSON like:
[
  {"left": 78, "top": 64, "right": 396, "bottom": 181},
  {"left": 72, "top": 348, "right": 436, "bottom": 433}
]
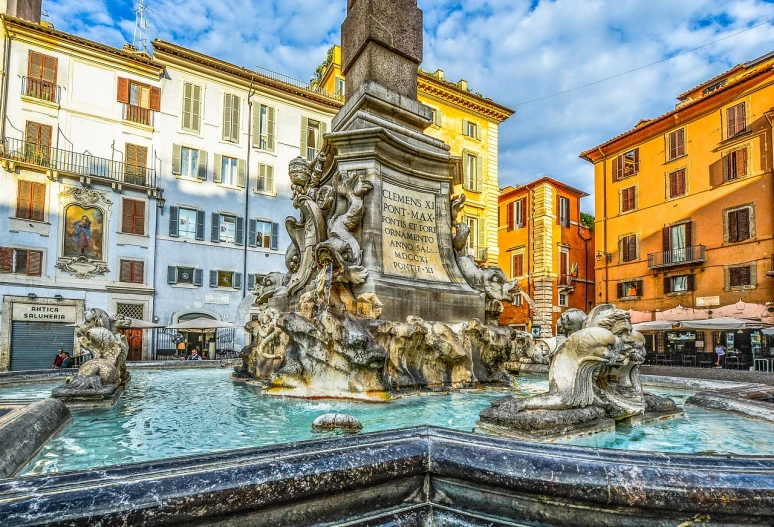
[
  {"left": 165, "top": 317, "right": 235, "bottom": 333},
  {"left": 632, "top": 320, "right": 675, "bottom": 331},
  {"left": 678, "top": 317, "right": 748, "bottom": 330},
  {"left": 120, "top": 318, "right": 165, "bottom": 330}
]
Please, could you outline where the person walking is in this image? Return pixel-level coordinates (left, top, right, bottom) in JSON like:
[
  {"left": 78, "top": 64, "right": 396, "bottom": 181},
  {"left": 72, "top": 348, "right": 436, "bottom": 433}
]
[
  {"left": 52, "top": 349, "right": 65, "bottom": 368},
  {"left": 714, "top": 343, "right": 726, "bottom": 368}
]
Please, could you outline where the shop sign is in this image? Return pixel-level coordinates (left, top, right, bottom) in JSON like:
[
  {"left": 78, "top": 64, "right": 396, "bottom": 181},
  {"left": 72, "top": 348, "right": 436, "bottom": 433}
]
[
  {"left": 695, "top": 296, "right": 720, "bottom": 307},
  {"left": 531, "top": 326, "right": 541, "bottom": 337},
  {"left": 205, "top": 293, "right": 231, "bottom": 305},
  {"left": 12, "top": 303, "right": 77, "bottom": 322}
]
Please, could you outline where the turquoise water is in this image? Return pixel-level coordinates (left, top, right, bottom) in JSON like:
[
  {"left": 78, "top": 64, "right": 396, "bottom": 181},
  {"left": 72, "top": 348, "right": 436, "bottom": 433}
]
[{"left": 3, "top": 369, "right": 773, "bottom": 476}]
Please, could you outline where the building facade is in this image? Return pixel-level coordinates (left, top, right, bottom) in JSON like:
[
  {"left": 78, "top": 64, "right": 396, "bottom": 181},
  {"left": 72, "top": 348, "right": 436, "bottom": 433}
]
[
  {"left": 0, "top": 15, "right": 164, "bottom": 369},
  {"left": 150, "top": 41, "right": 341, "bottom": 357},
  {"left": 580, "top": 51, "right": 774, "bottom": 327},
  {"left": 497, "top": 178, "right": 595, "bottom": 335},
  {"left": 314, "top": 45, "right": 514, "bottom": 264}
]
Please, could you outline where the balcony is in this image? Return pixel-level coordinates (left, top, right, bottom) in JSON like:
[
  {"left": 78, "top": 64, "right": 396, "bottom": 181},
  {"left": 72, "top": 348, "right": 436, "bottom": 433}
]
[
  {"left": 2, "top": 137, "right": 157, "bottom": 188},
  {"left": 648, "top": 245, "right": 706, "bottom": 269},
  {"left": 21, "top": 77, "right": 61, "bottom": 104},
  {"left": 123, "top": 104, "right": 153, "bottom": 127},
  {"left": 558, "top": 274, "right": 574, "bottom": 287}
]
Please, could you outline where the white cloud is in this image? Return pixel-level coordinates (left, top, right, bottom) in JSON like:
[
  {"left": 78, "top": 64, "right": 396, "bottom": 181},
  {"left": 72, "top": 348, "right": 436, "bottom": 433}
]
[{"left": 42, "top": 0, "right": 774, "bottom": 211}]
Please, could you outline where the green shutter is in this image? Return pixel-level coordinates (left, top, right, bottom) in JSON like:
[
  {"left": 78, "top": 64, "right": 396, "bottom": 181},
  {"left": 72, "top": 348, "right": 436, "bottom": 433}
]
[
  {"left": 182, "top": 82, "right": 192, "bottom": 131},
  {"left": 231, "top": 95, "right": 240, "bottom": 141},
  {"left": 172, "top": 144, "right": 181, "bottom": 175},
  {"left": 476, "top": 122, "right": 482, "bottom": 140},
  {"left": 222, "top": 94, "right": 232, "bottom": 141},
  {"left": 213, "top": 153, "right": 222, "bottom": 183},
  {"left": 266, "top": 165, "right": 274, "bottom": 193},
  {"left": 318, "top": 121, "right": 327, "bottom": 149},
  {"left": 462, "top": 119, "right": 469, "bottom": 137},
  {"left": 476, "top": 154, "right": 483, "bottom": 191},
  {"left": 252, "top": 103, "right": 260, "bottom": 148},
  {"left": 267, "top": 106, "right": 275, "bottom": 152},
  {"left": 197, "top": 150, "right": 207, "bottom": 180},
  {"left": 237, "top": 158, "right": 246, "bottom": 187},
  {"left": 463, "top": 152, "right": 470, "bottom": 189},
  {"left": 300, "top": 116, "right": 308, "bottom": 157},
  {"left": 192, "top": 84, "right": 201, "bottom": 133}
]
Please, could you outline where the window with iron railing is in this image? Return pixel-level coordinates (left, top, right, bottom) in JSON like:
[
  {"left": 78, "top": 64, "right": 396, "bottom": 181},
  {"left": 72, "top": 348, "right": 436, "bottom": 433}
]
[{"left": 22, "top": 77, "right": 60, "bottom": 104}]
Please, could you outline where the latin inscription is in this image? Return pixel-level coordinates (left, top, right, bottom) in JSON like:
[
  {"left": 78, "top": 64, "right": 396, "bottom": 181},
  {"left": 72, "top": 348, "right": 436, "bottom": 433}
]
[{"left": 381, "top": 182, "right": 450, "bottom": 282}]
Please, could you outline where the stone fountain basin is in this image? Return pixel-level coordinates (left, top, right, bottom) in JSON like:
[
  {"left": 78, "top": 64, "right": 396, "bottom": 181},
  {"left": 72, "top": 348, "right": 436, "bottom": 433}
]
[{"left": 0, "top": 426, "right": 772, "bottom": 526}]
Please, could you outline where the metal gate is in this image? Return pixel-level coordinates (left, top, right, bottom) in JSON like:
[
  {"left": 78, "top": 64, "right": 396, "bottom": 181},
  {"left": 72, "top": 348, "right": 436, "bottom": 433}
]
[{"left": 10, "top": 321, "right": 75, "bottom": 371}]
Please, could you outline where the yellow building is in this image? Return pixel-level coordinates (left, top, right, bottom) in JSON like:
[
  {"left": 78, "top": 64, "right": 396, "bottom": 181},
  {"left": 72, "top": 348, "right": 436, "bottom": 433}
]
[
  {"left": 314, "top": 45, "right": 514, "bottom": 264},
  {"left": 580, "top": 51, "right": 774, "bottom": 339}
]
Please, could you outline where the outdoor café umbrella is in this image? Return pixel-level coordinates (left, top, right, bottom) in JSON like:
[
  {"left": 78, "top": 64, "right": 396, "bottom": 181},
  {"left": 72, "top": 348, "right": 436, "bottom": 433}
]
[
  {"left": 632, "top": 320, "right": 675, "bottom": 331},
  {"left": 120, "top": 317, "right": 165, "bottom": 330},
  {"left": 165, "top": 317, "right": 236, "bottom": 333},
  {"left": 678, "top": 317, "right": 748, "bottom": 330}
]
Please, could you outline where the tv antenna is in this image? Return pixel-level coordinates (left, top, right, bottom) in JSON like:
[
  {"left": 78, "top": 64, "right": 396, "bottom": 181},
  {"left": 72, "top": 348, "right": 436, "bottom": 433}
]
[{"left": 132, "top": 0, "right": 152, "bottom": 52}]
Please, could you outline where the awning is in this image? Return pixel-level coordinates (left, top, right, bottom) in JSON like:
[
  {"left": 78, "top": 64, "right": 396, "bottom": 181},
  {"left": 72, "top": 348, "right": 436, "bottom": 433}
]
[
  {"left": 632, "top": 321, "right": 675, "bottom": 331},
  {"left": 678, "top": 317, "right": 748, "bottom": 330},
  {"left": 165, "top": 318, "right": 235, "bottom": 331},
  {"left": 121, "top": 318, "right": 164, "bottom": 329}
]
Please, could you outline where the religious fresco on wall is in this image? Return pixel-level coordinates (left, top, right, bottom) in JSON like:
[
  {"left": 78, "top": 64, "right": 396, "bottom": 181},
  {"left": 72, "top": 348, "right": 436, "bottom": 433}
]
[{"left": 63, "top": 205, "right": 104, "bottom": 260}]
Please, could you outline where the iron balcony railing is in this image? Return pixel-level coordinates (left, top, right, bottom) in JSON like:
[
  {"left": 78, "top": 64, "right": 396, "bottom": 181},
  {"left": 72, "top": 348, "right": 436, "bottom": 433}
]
[
  {"left": 123, "top": 104, "right": 153, "bottom": 126},
  {"left": 254, "top": 65, "right": 344, "bottom": 102},
  {"left": 648, "top": 245, "right": 706, "bottom": 269},
  {"left": 559, "top": 274, "right": 574, "bottom": 287},
  {"left": 2, "top": 137, "right": 157, "bottom": 188},
  {"left": 21, "top": 77, "right": 61, "bottom": 104}
]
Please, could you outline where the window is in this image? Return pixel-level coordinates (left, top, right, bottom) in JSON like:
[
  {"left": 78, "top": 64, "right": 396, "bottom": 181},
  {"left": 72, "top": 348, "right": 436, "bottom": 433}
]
[
  {"left": 513, "top": 294, "right": 523, "bottom": 307},
  {"left": 664, "top": 274, "right": 694, "bottom": 294},
  {"left": 253, "top": 104, "right": 276, "bottom": 151},
  {"left": 221, "top": 156, "right": 237, "bottom": 186},
  {"left": 724, "top": 148, "right": 747, "bottom": 181},
  {"left": 334, "top": 76, "right": 345, "bottom": 96},
  {"left": 620, "top": 186, "right": 636, "bottom": 213},
  {"left": 662, "top": 222, "right": 692, "bottom": 263},
  {"left": 726, "top": 102, "right": 746, "bottom": 138},
  {"left": 181, "top": 81, "right": 202, "bottom": 133},
  {"left": 117, "top": 78, "right": 159, "bottom": 125},
  {"left": 121, "top": 198, "right": 145, "bottom": 235},
  {"left": 125, "top": 143, "right": 148, "bottom": 185},
  {"left": 511, "top": 253, "right": 524, "bottom": 278},
  {"left": 211, "top": 213, "right": 244, "bottom": 245},
  {"left": 222, "top": 93, "right": 241, "bottom": 142},
  {"left": 16, "top": 180, "right": 45, "bottom": 221},
  {"left": 430, "top": 108, "right": 442, "bottom": 127},
  {"left": 729, "top": 266, "right": 753, "bottom": 288},
  {"left": 507, "top": 198, "right": 526, "bottom": 231},
  {"left": 169, "top": 207, "right": 204, "bottom": 240},
  {"left": 466, "top": 217, "right": 479, "bottom": 253},
  {"left": 25, "top": 121, "right": 52, "bottom": 164},
  {"left": 558, "top": 196, "right": 570, "bottom": 227},
  {"left": 301, "top": 118, "right": 324, "bottom": 162},
  {"left": 615, "top": 148, "right": 639, "bottom": 180},
  {"left": 256, "top": 164, "right": 275, "bottom": 194},
  {"left": 0, "top": 247, "right": 42, "bottom": 276},
  {"left": 26, "top": 50, "right": 58, "bottom": 102},
  {"left": 558, "top": 293, "right": 568, "bottom": 307},
  {"left": 667, "top": 129, "right": 685, "bottom": 161},
  {"left": 119, "top": 259, "right": 144, "bottom": 284},
  {"left": 616, "top": 280, "right": 643, "bottom": 298},
  {"left": 620, "top": 234, "right": 637, "bottom": 262},
  {"left": 167, "top": 266, "right": 203, "bottom": 286},
  {"left": 247, "top": 273, "right": 266, "bottom": 290},
  {"left": 463, "top": 152, "right": 482, "bottom": 191},
  {"left": 210, "top": 270, "right": 243, "bottom": 289},
  {"left": 463, "top": 119, "right": 480, "bottom": 139},
  {"left": 668, "top": 169, "right": 687, "bottom": 199},
  {"left": 727, "top": 208, "right": 751, "bottom": 243},
  {"left": 172, "top": 145, "right": 204, "bottom": 180},
  {"left": 250, "top": 219, "right": 279, "bottom": 249}
]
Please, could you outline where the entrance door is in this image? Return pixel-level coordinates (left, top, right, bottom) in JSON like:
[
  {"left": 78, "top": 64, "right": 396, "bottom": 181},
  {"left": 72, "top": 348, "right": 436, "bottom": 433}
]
[
  {"left": 123, "top": 328, "right": 143, "bottom": 361},
  {"left": 10, "top": 321, "right": 75, "bottom": 371}
]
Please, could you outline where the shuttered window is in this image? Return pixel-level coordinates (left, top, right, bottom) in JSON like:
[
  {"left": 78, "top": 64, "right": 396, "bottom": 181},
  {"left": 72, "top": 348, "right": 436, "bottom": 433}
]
[
  {"left": 25, "top": 120, "right": 52, "bottom": 148},
  {"left": 181, "top": 82, "right": 202, "bottom": 133},
  {"left": 511, "top": 253, "right": 524, "bottom": 278},
  {"left": 253, "top": 104, "right": 276, "bottom": 152},
  {"left": 256, "top": 164, "right": 275, "bottom": 193},
  {"left": 222, "top": 93, "right": 240, "bottom": 142},
  {"left": 121, "top": 198, "right": 145, "bottom": 235},
  {"left": 614, "top": 148, "right": 640, "bottom": 180},
  {"left": 125, "top": 143, "right": 148, "bottom": 184},
  {"left": 463, "top": 152, "right": 482, "bottom": 192},
  {"left": 729, "top": 266, "right": 752, "bottom": 287},
  {"left": 249, "top": 220, "right": 279, "bottom": 249},
  {"left": 726, "top": 102, "right": 746, "bottom": 138},
  {"left": 28, "top": 50, "right": 57, "bottom": 84},
  {"left": 667, "top": 129, "right": 685, "bottom": 160},
  {"left": 724, "top": 148, "right": 747, "bottom": 181},
  {"left": 668, "top": 169, "right": 686, "bottom": 198},
  {"left": 0, "top": 247, "right": 42, "bottom": 276},
  {"left": 621, "top": 234, "right": 637, "bottom": 262},
  {"left": 558, "top": 196, "right": 570, "bottom": 227},
  {"left": 727, "top": 208, "right": 751, "bottom": 243},
  {"left": 621, "top": 186, "right": 636, "bottom": 212},
  {"left": 119, "top": 259, "right": 144, "bottom": 284},
  {"left": 506, "top": 199, "right": 525, "bottom": 231},
  {"left": 16, "top": 180, "right": 45, "bottom": 221},
  {"left": 616, "top": 280, "right": 643, "bottom": 298},
  {"left": 664, "top": 274, "right": 695, "bottom": 294}
]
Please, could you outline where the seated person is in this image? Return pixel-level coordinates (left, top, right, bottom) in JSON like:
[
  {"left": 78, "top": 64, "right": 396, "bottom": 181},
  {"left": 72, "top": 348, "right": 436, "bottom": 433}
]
[
  {"left": 186, "top": 348, "right": 202, "bottom": 361},
  {"left": 60, "top": 352, "right": 73, "bottom": 368}
]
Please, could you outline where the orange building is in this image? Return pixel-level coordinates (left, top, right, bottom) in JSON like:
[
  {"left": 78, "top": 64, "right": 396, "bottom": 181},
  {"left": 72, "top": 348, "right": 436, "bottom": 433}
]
[
  {"left": 498, "top": 177, "right": 595, "bottom": 335},
  {"left": 580, "top": 51, "right": 774, "bottom": 327}
]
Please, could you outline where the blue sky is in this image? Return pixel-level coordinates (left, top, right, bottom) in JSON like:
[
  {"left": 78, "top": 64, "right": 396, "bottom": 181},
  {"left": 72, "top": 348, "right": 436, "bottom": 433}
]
[{"left": 43, "top": 0, "right": 774, "bottom": 212}]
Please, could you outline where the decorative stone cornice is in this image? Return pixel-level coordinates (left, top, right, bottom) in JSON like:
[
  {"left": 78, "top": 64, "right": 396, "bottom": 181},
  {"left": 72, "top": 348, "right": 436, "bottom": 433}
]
[
  {"left": 418, "top": 73, "right": 514, "bottom": 123},
  {"left": 60, "top": 187, "right": 112, "bottom": 207}
]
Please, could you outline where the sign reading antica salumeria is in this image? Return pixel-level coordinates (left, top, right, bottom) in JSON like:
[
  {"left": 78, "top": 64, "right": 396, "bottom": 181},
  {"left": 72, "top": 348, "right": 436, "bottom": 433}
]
[
  {"left": 12, "top": 303, "right": 77, "bottom": 322},
  {"left": 381, "top": 181, "right": 450, "bottom": 283}
]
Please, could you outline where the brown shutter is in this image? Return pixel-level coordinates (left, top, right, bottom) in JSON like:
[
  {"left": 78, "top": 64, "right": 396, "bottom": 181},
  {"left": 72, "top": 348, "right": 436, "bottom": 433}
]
[
  {"left": 25, "top": 121, "right": 39, "bottom": 144},
  {"left": 31, "top": 182, "right": 45, "bottom": 221},
  {"left": 677, "top": 129, "right": 685, "bottom": 157},
  {"left": 122, "top": 199, "right": 134, "bottom": 233},
  {"left": 614, "top": 155, "right": 623, "bottom": 181},
  {"left": 736, "top": 103, "right": 746, "bottom": 135},
  {"left": 617, "top": 282, "right": 624, "bottom": 298},
  {"left": 662, "top": 226, "right": 671, "bottom": 252},
  {"left": 736, "top": 148, "right": 747, "bottom": 177},
  {"left": 17, "top": 180, "right": 31, "bottom": 219},
  {"left": 678, "top": 170, "right": 686, "bottom": 195},
  {"left": 135, "top": 200, "right": 145, "bottom": 235},
  {"left": 149, "top": 86, "right": 161, "bottom": 111},
  {"left": 556, "top": 194, "right": 561, "bottom": 225},
  {"left": 28, "top": 50, "right": 42, "bottom": 79},
  {"left": 120, "top": 260, "right": 132, "bottom": 282},
  {"left": 506, "top": 201, "right": 514, "bottom": 231},
  {"left": 40, "top": 124, "right": 52, "bottom": 148},
  {"left": 738, "top": 208, "right": 750, "bottom": 241},
  {"left": 43, "top": 55, "right": 57, "bottom": 85},
  {"left": 726, "top": 105, "right": 736, "bottom": 138},
  {"left": 560, "top": 251, "right": 568, "bottom": 275},
  {"left": 685, "top": 221, "right": 692, "bottom": 248},
  {"left": 669, "top": 171, "right": 678, "bottom": 197},
  {"left": 27, "top": 250, "right": 42, "bottom": 276},
  {"left": 133, "top": 261, "right": 144, "bottom": 283},
  {"left": 730, "top": 267, "right": 739, "bottom": 287},
  {"left": 633, "top": 148, "right": 640, "bottom": 174},
  {"left": 636, "top": 280, "right": 643, "bottom": 296},
  {"left": 741, "top": 266, "right": 751, "bottom": 285},
  {"left": 664, "top": 276, "right": 672, "bottom": 294},
  {"left": 728, "top": 210, "right": 739, "bottom": 242},
  {"left": 117, "top": 77, "right": 130, "bottom": 103},
  {"left": 687, "top": 274, "right": 695, "bottom": 291},
  {"left": 0, "top": 247, "right": 12, "bottom": 273},
  {"left": 628, "top": 235, "right": 637, "bottom": 261}
]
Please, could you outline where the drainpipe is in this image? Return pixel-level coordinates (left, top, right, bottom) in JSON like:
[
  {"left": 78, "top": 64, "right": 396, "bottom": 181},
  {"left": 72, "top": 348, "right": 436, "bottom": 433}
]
[
  {"left": 598, "top": 147, "right": 609, "bottom": 304},
  {"left": 577, "top": 196, "right": 592, "bottom": 312},
  {"left": 0, "top": 28, "right": 12, "bottom": 141},
  {"left": 242, "top": 76, "right": 255, "bottom": 298},
  {"left": 151, "top": 151, "right": 161, "bottom": 359}
]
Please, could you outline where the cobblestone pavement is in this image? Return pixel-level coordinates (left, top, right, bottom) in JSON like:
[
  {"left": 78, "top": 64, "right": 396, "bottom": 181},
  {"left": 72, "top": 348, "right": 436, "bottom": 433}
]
[{"left": 641, "top": 365, "right": 774, "bottom": 387}]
